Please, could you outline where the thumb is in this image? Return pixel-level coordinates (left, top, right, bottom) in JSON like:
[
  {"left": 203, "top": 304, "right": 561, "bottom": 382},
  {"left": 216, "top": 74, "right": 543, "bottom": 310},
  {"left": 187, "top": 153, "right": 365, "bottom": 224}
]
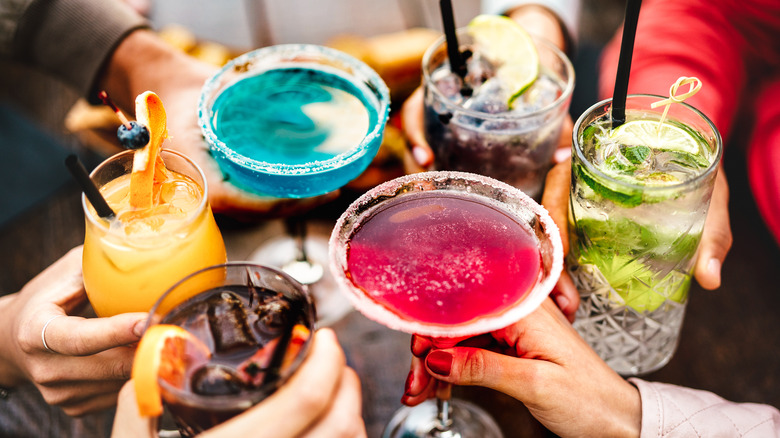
[
  {"left": 425, "top": 347, "right": 544, "bottom": 401},
  {"left": 400, "top": 87, "right": 434, "bottom": 168},
  {"left": 112, "top": 381, "right": 158, "bottom": 438},
  {"left": 694, "top": 168, "right": 731, "bottom": 290},
  {"left": 42, "top": 312, "right": 146, "bottom": 356}
]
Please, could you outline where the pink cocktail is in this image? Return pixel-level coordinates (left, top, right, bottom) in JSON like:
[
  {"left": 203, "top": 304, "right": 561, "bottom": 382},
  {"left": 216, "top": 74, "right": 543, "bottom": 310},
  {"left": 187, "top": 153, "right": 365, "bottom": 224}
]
[{"left": 330, "top": 171, "right": 563, "bottom": 437}]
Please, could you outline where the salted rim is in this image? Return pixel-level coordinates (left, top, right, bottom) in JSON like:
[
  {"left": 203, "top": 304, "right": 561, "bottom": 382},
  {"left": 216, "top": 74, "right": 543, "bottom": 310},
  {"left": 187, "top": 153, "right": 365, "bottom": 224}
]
[
  {"left": 328, "top": 171, "right": 563, "bottom": 338},
  {"left": 198, "top": 44, "right": 390, "bottom": 176}
]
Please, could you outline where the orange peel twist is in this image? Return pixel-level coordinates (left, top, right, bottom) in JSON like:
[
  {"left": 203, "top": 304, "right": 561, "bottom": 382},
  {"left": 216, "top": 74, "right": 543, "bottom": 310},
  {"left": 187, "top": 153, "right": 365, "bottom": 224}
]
[{"left": 130, "top": 91, "right": 169, "bottom": 209}]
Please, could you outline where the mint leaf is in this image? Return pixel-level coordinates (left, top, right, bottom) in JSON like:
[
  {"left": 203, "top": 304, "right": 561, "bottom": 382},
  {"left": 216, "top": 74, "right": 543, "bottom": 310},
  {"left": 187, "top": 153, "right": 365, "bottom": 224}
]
[{"left": 620, "top": 145, "right": 650, "bottom": 165}]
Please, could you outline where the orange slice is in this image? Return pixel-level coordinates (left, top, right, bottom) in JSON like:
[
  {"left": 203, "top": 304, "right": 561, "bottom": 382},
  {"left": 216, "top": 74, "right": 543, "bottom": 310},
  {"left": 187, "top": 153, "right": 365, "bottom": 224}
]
[
  {"left": 130, "top": 91, "right": 169, "bottom": 209},
  {"left": 132, "top": 324, "right": 210, "bottom": 417},
  {"left": 237, "top": 325, "right": 311, "bottom": 386}
]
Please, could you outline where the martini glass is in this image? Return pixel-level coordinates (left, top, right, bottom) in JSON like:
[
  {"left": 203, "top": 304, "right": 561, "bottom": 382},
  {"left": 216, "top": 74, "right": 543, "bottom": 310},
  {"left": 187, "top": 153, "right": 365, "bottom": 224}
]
[
  {"left": 329, "top": 171, "right": 563, "bottom": 438},
  {"left": 199, "top": 44, "right": 390, "bottom": 325}
]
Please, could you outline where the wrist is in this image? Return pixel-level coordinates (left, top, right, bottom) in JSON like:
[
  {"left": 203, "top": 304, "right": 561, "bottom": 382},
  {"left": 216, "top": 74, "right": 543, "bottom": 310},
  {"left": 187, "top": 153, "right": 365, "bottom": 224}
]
[
  {"left": 0, "top": 294, "right": 27, "bottom": 389},
  {"left": 609, "top": 378, "right": 642, "bottom": 437},
  {"left": 96, "top": 29, "right": 214, "bottom": 114}
]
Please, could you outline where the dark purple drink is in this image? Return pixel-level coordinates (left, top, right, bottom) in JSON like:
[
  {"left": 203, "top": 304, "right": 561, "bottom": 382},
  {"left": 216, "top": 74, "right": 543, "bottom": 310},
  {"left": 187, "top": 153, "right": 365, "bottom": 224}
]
[{"left": 148, "top": 264, "right": 315, "bottom": 437}]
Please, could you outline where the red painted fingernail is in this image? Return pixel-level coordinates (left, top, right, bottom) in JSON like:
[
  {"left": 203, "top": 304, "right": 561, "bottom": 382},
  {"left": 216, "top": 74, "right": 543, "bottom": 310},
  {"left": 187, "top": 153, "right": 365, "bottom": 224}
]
[
  {"left": 403, "top": 371, "right": 415, "bottom": 396},
  {"left": 426, "top": 350, "right": 452, "bottom": 376}
]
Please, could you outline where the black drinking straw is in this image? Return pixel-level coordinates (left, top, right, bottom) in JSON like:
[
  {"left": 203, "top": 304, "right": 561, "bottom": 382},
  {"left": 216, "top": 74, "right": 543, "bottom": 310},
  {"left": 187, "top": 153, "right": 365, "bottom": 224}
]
[
  {"left": 65, "top": 154, "right": 115, "bottom": 219},
  {"left": 611, "top": 0, "right": 643, "bottom": 128},
  {"left": 261, "top": 298, "right": 303, "bottom": 386},
  {"left": 439, "top": 0, "right": 466, "bottom": 78}
]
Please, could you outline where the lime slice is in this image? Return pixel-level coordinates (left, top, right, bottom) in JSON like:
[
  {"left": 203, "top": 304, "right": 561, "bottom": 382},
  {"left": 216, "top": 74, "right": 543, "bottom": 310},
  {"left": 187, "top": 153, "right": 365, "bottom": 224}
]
[
  {"left": 467, "top": 14, "right": 539, "bottom": 106},
  {"left": 610, "top": 120, "right": 700, "bottom": 154}
]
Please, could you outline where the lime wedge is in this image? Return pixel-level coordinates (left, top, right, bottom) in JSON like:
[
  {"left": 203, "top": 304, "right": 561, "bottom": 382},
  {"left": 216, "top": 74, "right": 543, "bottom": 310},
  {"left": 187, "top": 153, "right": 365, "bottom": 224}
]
[
  {"left": 610, "top": 120, "right": 700, "bottom": 154},
  {"left": 467, "top": 14, "right": 539, "bottom": 106}
]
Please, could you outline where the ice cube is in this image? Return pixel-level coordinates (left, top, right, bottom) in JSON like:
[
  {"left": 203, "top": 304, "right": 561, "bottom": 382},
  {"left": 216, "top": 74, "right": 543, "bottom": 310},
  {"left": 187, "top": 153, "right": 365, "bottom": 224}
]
[
  {"left": 253, "top": 293, "right": 293, "bottom": 336},
  {"left": 510, "top": 75, "right": 561, "bottom": 113},
  {"left": 191, "top": 364, "right": 245, "bottom": 396},
  {"left": 206, "top": 292, "right": 258, "bottom": 352},
  {"left": 434, "top": 72, "right": 465, "bottom": 101},
  {"left": 464, "top": 53, "right": 496, "bottom": 90},
  {"left": 463, "top": 79, "right": 509, "bottom": 115}
]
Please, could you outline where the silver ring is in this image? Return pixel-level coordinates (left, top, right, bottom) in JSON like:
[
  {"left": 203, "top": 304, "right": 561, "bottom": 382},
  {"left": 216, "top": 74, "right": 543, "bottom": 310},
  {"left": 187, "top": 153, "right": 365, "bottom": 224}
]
[{"left": 41, "top": 315, "right": 65, "bottom": 353}]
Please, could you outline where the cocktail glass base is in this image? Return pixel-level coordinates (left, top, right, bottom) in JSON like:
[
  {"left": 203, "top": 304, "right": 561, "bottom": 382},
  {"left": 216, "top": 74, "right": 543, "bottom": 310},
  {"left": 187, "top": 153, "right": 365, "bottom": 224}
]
[
  {"left": 249, "top": 232, "right": 353, "bottom": 327},
  {"left": 382, "top": 399, "right": 503, "bottom": 438},
  {"left": 570, "top": 263, "right": 686, "bottom": 377}
]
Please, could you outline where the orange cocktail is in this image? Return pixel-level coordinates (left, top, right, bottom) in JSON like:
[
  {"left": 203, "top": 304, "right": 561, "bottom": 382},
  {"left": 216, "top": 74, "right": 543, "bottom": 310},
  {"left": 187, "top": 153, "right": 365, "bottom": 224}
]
[{"left": 82, "top": 91, "right": 226, "bottom": 316}]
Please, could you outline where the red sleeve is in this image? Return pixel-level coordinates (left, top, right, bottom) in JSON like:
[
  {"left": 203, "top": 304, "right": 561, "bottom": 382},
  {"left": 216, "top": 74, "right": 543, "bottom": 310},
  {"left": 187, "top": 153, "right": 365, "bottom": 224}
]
[{"left": 598, "top": 0, "right": 755, "bottom": 141}]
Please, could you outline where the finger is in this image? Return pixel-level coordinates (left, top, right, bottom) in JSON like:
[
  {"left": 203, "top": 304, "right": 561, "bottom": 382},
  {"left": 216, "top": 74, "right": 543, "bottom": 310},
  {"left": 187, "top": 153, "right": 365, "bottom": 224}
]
[
  {"left": 424, "top": 346, "right": 555, "bottom": 403},
  {"left": 401, "top": 355, "right": 432, "bottom": 400},
  {"left": 550, "top": 270, "right": 579, "bottom": 322},
  {"left": 300, "top": 368, "right": 366, "bottom": 438},
  {"left": 112, "top": 381, "right": 158, "bottom": 438},
  {"left": 541, "top": 159, "right": 572, "bottom": 255},
  {"left": 400, "top": 360, "right": 437, "bottom": 407},
  {"left": 695, "top": 168, "right": 732, "bottom": 290},
  {"left": 200, "top": 328, "right": 345, "bottom": 438},
  {"left": 557, "top": 116, "right": 574, "bottom": 153},
  {"left": 52, "top": 382, "right": 126, "bottom": 417},
  {"left": 42, "top": 312, "right": 146, "bottom": 356},
  {"left": 30, "top": 346, "right": 136, "bottom": 384},
  {"left": 400, "top": 87, "right": 434, "bottom": 168},
  {"left": 20, "top": 246, "right": 88, "bottom": 311},
  {"left": 411, "top": 334, "right": 433, "bottom": 358}
]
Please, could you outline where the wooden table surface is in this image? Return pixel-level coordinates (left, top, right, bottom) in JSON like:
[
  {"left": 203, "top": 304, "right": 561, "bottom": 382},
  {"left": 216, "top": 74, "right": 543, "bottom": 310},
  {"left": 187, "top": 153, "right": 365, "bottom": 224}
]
[{"left": 1, "top": 146, "right": 778, "bottom": 437}]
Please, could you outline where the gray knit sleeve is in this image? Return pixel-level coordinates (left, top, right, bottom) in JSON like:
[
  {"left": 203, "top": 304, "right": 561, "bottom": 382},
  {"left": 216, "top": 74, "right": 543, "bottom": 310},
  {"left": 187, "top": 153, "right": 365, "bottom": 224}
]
[{"left": 1, "top": 0, "right": 149, "bottom": 98}]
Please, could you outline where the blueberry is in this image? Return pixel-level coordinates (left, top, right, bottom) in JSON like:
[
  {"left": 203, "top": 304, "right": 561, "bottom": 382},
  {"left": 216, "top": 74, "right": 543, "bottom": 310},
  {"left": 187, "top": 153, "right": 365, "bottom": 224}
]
[{"left": 117, "top": 121, "right": 150, "bottom": 149}]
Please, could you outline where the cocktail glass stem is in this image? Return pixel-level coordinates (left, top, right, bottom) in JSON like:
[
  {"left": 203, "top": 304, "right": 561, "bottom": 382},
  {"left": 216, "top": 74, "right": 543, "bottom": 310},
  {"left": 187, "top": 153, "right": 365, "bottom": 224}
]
[
  {"left": 281, "top": 217, "right": 324, "bottom": 285},
  {"left": 432, "top": 383, "right": 461, "bottom": 438}
]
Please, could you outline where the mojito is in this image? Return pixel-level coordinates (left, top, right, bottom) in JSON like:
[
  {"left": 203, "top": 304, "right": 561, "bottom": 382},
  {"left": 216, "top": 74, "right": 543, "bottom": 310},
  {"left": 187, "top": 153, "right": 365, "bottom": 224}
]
[{"left": 569, "top": 95, "right": 722, "bottom": 375}]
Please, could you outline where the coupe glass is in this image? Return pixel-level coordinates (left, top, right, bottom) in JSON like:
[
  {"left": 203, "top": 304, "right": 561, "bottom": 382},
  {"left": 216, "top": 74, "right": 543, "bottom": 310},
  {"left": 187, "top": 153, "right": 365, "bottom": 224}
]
[
  {"left": 198, "top": 44, "right": 390, "bottom": 325},
  {"left": 329, "top": 171, "right": 563, "bottom": 437}
]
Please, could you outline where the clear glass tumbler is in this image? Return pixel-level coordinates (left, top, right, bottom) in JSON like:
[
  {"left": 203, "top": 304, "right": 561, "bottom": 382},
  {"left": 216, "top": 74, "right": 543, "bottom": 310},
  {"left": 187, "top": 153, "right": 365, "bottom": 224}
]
[
  {"left": 146, "top": 263, "right": 316, "bottom": 436},
  {"left": 569, "top": 95, "right": 722, "bottom": 375},
  {"left": 422, "top": 30, "right": 574, "bottom": 200}
]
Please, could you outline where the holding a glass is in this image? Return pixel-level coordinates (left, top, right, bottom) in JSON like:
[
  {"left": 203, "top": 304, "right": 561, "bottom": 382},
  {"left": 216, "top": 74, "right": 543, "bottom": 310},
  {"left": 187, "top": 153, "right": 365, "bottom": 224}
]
[
  {"left": 569, "top": 88, "right": 722, "bottom": 376},
  {"left": 81, "top": 92, "right": 227, "bottom": 316}
]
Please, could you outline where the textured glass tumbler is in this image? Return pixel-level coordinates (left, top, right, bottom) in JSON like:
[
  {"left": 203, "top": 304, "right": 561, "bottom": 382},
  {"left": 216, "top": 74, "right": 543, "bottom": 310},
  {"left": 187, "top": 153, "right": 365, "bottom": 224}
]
[{"left": 569, "top": 95, "right": 722, "bottom": 376}]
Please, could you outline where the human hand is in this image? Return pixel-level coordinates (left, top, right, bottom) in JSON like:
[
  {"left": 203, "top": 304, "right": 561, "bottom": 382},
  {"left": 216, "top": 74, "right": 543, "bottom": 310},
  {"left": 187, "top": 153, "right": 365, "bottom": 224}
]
[
  {"left": 693, "top": 167, "right": 731, "bottom": 289},
  {"left": 99, "top": 29, "right": 338, "bottom": 220},
  {"left": 402, "top": 298, "right": 641, "bottom": 438},
  {"left": 112, "top": 328, "right": 366, "bottom": 438},
  {"left": 0, "top": 246, "right": 147, "bottom": 416}
]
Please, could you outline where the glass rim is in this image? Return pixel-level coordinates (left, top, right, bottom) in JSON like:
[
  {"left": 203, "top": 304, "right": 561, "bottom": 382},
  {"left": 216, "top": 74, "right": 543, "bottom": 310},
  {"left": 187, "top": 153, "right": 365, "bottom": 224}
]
[
  {"left": 421, "top": 31, "right": 575, "bottom": 121},
  {"left": 572, "top": 94, "right": 724, "bottom": 193},
  {"left": 197, "top": 43, "right": 391, "bottom": 175},
  {"left": 147, "top": 262, "right": 315, "bottom": 409},
  {"left": 328, "top": 170, "right": 563, "bottom": 338},
  {"left": 82, "top": 149, "right": 209, "bottom": 236}
]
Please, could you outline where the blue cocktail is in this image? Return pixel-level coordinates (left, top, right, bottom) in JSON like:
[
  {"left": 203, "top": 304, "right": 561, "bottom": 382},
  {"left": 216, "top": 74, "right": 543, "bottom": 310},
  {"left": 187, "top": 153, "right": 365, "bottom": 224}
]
[{"left": 199, "top": 44, "right": 390, "bottom": 198}]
